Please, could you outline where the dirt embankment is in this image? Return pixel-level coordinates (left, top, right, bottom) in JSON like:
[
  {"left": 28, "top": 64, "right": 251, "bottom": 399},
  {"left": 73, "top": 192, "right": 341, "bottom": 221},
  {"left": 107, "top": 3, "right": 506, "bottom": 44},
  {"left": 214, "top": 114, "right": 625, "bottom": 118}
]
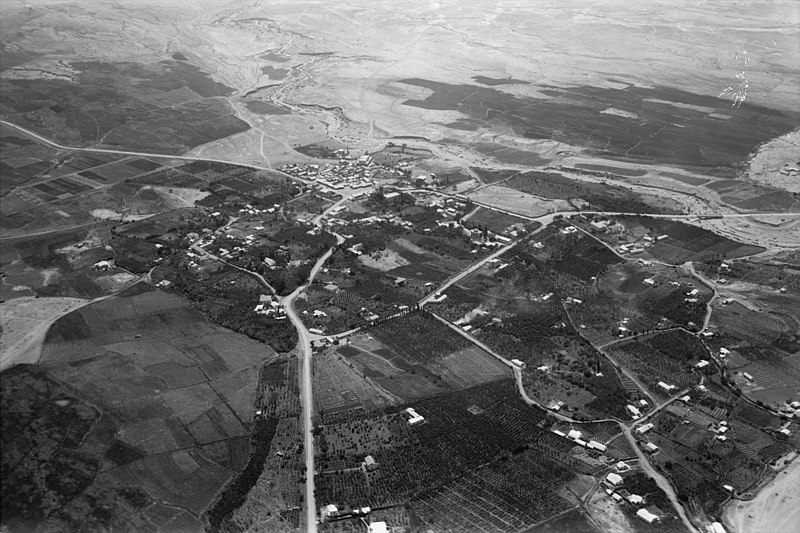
[
  {"left": 0, "top": 297, "right": 90, "bottom": 372},
  {"left": 723, "top": 458, "right": 800, "bottom": 533}
]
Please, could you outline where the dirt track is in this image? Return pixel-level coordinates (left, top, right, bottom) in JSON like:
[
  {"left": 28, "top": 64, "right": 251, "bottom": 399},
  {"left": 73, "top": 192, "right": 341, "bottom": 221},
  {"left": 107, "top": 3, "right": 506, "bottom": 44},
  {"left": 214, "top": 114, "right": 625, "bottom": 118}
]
[{"left": 724, "top": 459, "right": 800, "bottom": 533}]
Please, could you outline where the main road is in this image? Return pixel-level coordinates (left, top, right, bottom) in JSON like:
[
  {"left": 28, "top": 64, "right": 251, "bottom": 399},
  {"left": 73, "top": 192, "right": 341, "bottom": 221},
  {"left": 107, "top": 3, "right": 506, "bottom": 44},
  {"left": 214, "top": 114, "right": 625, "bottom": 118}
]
[{"left": 280, "top": 199, "right": 347, "bottom": 533}]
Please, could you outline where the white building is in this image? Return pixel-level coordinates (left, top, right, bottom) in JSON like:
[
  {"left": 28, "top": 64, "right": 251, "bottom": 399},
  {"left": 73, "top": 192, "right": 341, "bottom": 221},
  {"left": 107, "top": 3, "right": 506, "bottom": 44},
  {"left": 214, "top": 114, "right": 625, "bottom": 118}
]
[
  {"left": 368, "top": 522, "right": 388, "bottom": 533},
  {"left": 637, "top": 509, "right": 659, "bottom": 524},
  {"left": 588, "top": 440, "right": 607, "bottom": 452},
  {"left": 405, "top": 407, "right": 425, "bottom": 425}
]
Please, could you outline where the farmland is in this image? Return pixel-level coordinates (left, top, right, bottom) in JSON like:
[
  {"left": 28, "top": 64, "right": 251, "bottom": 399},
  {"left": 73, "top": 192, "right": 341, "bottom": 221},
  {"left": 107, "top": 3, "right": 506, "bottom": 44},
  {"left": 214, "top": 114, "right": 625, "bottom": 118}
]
[
  {"left": 2, "top": 2, "right": 800, "bottom": 531},
  {"left": 699, "top": 261, "right": 800, "bottom": 410},
  {"left": 462, "top": 205, "right": 532, "bottom": 235},
  {"left": 568, "top": 260, "right": 712, "bottom": 343},
  {"left": 606, "top": 332, "right": 705, "bottom": 398},
  {"left": 638, "top": 394, "right": 794, "bottom": 521},
  {"left": 317, "top": 311, "right": 510, "bottom": 409},
  {"left": 584, "top": 216, "right": 767, "bottom": 265},
  {"left": 399, "top": 78, "right": 800, "bottom": 172},
  {"left": 0, "top": 223, "right": 141, "bottom": 301},
  {"left": 425, "top": 225, "right": 635, "bottom": 418},
  {"left": 0, "top": 124, "right": 67, "bottom": 194},
  {"left": 1, "top": 60, "right": 248, "bottom": 153},
  {"left": 2, "top": 283, "right": 279, "bottom": 531},
  {"left": 314, "top": 379, "right": 588, "bottom": 529},
  {"left": 502, "top": 170, "right": 681, "bottom": 214}
]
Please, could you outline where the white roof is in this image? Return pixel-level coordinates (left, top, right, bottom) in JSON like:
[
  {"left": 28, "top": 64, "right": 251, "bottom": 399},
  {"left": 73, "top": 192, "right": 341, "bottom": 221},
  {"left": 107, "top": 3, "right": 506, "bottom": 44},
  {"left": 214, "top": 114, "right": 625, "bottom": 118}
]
[
  {"left": 637, "top": 509, "right": 659, "bottom": 523},
  {"left": 606, "top": 472, "right": 623, "bottom": 485},
  {"left": 368, "top": 522, "right": 388, "bottom": 533}
]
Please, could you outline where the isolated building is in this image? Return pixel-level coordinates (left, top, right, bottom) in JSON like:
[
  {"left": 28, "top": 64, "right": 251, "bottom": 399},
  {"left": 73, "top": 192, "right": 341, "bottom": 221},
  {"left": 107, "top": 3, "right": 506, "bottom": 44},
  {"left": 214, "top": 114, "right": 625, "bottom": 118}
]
[
  {"left": 320, "top": 504, "right": 339, "bottom": 521},
  {"left": 364, "top": 455, "right": 378, "bottom": 471},
  {"left": 636, "top": 509, "right": 659, "bottom": 524},
  {"left": 405, "top": 407, "right": 425, "bottom": 425},
  {"left": 368, "top": 522, "right": 388, "bottom": 533},
  {"left": 605, "top": 473, "right": 624, "bottom": 487},
  {"left": 658, "top": 381, "right": 676, "bottom": 392},
  {"left": 588, "top": 440, "right": 607, "bottom": 452},
  {"left": 627, "top": 405, "right": 642, "bottom": 419}
]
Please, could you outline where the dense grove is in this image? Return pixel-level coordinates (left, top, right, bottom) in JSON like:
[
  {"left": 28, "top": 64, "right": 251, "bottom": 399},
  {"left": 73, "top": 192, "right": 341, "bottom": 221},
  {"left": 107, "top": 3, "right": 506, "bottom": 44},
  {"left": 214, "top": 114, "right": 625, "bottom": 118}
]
[{"left": 207, "top": 417, "right": 280, "bottom": 531}]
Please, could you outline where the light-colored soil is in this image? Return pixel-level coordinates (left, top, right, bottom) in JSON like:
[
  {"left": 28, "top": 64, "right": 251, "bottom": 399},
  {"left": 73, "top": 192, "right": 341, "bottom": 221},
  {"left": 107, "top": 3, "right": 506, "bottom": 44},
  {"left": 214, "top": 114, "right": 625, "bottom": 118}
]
[
  {"left": 744, "top": 129, "right": 800, "bottom": 193},
  {"left": 698, "top": 216, "right": 800, "bottom": 250},
  {"left": 150, "top": 186, "right": 210, "bottom": 206},
  {"left": 358, "top": 248, "right": 409, "bottom": 271},
  {"left": 90, "top": 209, "right": 154, "bottom": 222},
  {"left": 0, "top": 296, "right": 90, "bottom": 371},
  {"left": 466, "top": 186, "right": 569, "bottom": 217},
  {"left": 587, "top": 490, "right": 634, "bottom": 533},
  {"left": 724, "top": 458, "right": 800, "bottom": 533}
]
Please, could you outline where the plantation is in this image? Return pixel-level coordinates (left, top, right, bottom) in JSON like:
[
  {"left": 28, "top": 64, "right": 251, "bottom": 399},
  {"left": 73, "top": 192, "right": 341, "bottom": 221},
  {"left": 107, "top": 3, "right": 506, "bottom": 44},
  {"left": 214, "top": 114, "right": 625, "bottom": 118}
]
[
  {"left": 314, "top": 380, "right": 580, "bottom": 526},
  {"left": 612, "top": 216, "right": 765, "bottom": 264},
  {"left": 607, "top": 339, "right": 701, "bottom": 398}
]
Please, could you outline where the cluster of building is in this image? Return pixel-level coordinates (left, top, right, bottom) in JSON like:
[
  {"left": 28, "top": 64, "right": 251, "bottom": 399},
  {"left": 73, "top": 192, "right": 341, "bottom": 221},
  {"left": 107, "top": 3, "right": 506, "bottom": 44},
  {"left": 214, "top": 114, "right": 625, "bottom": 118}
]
[
  {"left": 779, "top": 400, "right": 800, "bottom": 418},
  {"left": 603, "top": 471, "right": 659, "bottom": 523},
  {"left": 237, "top": 203, "right": 282, "bottom": 216},
  {"left": 253, "top": 294, "right": 286, "bottom": 319},
  {"left": 578, "top": 215, "right": 670, "bottom": 256},
  {"left": 550, "top": 428, "right": 608, "bottom": 453},
  {"left": 279, "top": 152, "right": 410, "bottom": 192},
  {"left": 626, "top": 399, "right": 649, "bottom": 419},
  {"left": 322, "top": 189, "right": 518, "bottom": 256}
]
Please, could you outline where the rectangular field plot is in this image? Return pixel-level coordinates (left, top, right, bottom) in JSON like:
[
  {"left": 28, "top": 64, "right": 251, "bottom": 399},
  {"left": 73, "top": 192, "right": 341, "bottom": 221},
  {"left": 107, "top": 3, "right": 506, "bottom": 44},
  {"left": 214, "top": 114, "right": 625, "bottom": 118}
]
[
  {"left": 80, "top": 159, "right": 146, "bottom": 182},
  {"left": 112, "top": 451, "right": 232, "bottom": 514},
  {"left": 463, "top": 206, "right": 528, "bottom": 234},
  {"left": 127, "top": 167, "right": 205, "bottom": 188},
  {"left": 338, "top": 337, "right": 454, "bottom": 402},
  {"left": 370, "top": 311, "right": 472, "bottom": 365},
  {"left": 56, "top": 152, "right": 129, "bottom": 175},
  {"left": 313, "top": 351, "right": 394, "bottom": 414},
  {"left": 436, "top": 345, "right": 510, "bottom": 388},
  {"left": 408, "top": 449, "right": 575, "bottom": 532}
]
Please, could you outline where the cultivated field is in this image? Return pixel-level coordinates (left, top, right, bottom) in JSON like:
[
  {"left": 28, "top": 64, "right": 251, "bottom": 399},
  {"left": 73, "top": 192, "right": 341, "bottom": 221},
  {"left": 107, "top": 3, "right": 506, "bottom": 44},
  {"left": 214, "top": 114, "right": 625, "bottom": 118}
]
[{"left": 2, "top": 283, "right": 277, "bottom": 531}]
